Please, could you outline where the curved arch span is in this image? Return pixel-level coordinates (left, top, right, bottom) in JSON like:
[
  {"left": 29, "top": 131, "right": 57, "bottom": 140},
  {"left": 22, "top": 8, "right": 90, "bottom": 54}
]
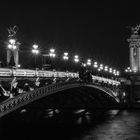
[{"left": 0, "top": 82, "right": 120, "bottom": 118}]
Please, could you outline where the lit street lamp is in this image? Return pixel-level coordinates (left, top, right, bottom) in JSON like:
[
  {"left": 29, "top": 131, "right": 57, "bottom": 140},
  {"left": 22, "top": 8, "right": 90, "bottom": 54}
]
[
  {"left": 74, "top": 55, "right": 79, "bottom": 63},
  {"left": 109, "top": 68, "right": 113, "bottom": 73},
  {"left": 7, "top": 38, "right": 20, "bottom": 68},
  {"left": 63, "top": 52, "right": 69, "bottom": 60},
  {"left": 49, "top": 49, "right": 56, "bottom": 58},
  {"left": 32, "top": 44, "right": 39, "bottom": 68},
  {"left": 99, "top": 64, "right": 104, "bottom": 70},
  {"left": 63, "top": 52, "right": 69, "bottom": 71},
  {"left": 87, "top": 59, "right": 91, "bottom": 66},
  {"left": 93, "top": 62, "right": 98, "bottom": 68},
  {"left": 125, "top": 67, "right": 132, "bottom": 73},
  {"left": 104, "top": 66, "right": 108, "bottom": 72}
]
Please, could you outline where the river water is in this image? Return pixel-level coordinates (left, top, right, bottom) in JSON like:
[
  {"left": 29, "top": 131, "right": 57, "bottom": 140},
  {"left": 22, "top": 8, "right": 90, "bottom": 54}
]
[{"left": 1, "top": 109, "right": 140, "bottom": 140}]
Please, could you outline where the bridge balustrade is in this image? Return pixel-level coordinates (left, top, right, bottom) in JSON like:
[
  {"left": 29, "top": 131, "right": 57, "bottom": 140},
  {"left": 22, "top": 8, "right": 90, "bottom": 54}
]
[
  {"left": 0, "top": 68, "right": 79, "bottom": 78},
  {"left": 0, "top": 68, "right": 12, "bottom": 77},
  {"left": 92, "top": 75, "right": 120, "bottom": 86}
]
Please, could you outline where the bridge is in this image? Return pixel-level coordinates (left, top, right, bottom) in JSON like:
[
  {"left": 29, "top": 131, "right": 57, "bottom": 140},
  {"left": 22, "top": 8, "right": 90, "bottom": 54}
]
[
  {"left": 0, "top": 68, "right": 125, "bottom": 118},
  {"left": 0, "top": 26, "right": 133, "bottom": 119}
]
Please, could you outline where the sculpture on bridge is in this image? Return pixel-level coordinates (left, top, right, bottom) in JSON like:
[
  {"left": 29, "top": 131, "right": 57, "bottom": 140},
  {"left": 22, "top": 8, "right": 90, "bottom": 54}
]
[
  {"left": 131, "top": 25, "right": 140, "bottom": 34},
  {"left": 8, "top": 26, "right": 18, "bottom": 38},
  {"left": 7, "top": 25, "right": 20, "bottom": 68}
]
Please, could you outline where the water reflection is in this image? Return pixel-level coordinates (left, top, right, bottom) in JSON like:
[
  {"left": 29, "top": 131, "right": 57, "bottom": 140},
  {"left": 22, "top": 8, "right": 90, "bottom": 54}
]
[
  {"left": 80, "top": 110, "right": 140, "bottom": 140},
  {"left": 2, "top": 109, "right": 140, "bottom": 140}
]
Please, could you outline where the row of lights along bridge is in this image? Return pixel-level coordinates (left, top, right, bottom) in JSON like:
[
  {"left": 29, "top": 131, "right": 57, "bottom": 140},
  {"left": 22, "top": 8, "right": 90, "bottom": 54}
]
[{"left": 7, "top": 38, "right": 120, "bottom": 77}]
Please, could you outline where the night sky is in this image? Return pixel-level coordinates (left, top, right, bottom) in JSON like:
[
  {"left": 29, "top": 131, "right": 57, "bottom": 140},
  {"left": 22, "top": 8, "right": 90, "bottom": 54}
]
[{"left": 0, "top": 1, "right": 140, "bottom": 70}]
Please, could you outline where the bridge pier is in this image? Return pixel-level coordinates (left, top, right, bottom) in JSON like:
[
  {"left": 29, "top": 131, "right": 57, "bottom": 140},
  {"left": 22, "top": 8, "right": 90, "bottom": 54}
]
[{"left": 122, "top": 74, "right": 140, "bottom": 108}]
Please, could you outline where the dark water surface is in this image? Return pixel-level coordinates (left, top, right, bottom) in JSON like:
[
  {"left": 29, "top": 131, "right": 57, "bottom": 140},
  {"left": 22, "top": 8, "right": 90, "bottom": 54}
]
[{"left": 1, "top": 109, "right": 140, "bottom": 140}]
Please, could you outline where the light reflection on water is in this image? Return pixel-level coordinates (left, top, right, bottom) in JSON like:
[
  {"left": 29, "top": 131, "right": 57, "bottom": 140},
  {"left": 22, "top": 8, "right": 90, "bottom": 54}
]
[
  {"left": 79, "top": 110, "right": 140, "bottom": 140},
  {"left": 2, "top": 109, "right": 140, "bottom": 140}
]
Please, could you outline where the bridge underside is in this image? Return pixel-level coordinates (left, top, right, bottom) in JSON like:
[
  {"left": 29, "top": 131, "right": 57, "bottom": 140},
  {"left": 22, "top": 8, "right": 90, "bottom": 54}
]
[
  {"left": 0, "top": 85, "right": 122, "bottom": 123},
  {"left": 17, "top": 86, "right": 119, "bottom": 109}
]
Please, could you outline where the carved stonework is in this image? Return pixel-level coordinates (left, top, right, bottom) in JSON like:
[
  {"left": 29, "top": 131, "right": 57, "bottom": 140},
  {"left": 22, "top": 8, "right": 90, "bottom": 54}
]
[
  {"left": 131, "top": 25, "right": 140, "bottom": 34},
  {"left": 128, "top": 25, "right": 140, "bottom": 72}
]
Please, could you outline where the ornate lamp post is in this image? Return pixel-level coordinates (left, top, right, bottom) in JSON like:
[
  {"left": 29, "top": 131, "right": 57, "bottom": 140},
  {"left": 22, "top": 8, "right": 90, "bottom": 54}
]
[
  {"left": 49, "top": 48, "right": 56, "bottom": 58},
  {"left": 7, "top": 26, "right": 20, "bottom": 68},
  {"left": 63, "top": 52, "right": 69, "bottom": 71},
  {"left": 32, "top": 44, "right": 39, "bottom": 68}
]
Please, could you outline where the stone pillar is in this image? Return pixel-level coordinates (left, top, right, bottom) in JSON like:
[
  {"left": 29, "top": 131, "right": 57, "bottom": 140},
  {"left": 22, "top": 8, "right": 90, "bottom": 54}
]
[{"left": 128, "top": 34, "right": 140, "bottom": 72}]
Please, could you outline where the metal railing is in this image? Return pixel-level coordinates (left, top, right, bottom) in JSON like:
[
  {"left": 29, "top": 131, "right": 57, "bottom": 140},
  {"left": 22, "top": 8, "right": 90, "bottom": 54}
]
[
  {"left": 0, "top": 80, "right": 122, "bottom": 118},
  {"left": 0, "top": 81, "right": 83, "bottom": 118}
]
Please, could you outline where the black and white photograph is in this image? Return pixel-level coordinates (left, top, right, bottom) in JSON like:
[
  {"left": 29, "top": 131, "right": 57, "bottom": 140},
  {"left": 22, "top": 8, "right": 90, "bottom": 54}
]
[{"left": 0, "top": 1, "right": 140, "bottom": 140}]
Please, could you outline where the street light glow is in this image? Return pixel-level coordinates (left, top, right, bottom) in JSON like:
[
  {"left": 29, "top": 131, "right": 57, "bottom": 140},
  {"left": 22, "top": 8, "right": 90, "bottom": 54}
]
[
  {"left": 63, "top": 56, "right": 69, "bottom": 60},
  {"left": 93, "top": 62, "right": 98, "bottom": 68},
  {"left": 33, "top": 44, "right": 38, "bottom": 49},
  {"left": 104, "top": 66, "right": 108, "bottom": 71},
  {"left": 63, "top": 52, "right": 69, "bottom": 60},
  {"left": 109, "top": 68, "right": 113, "bottom": 73},
  {"left": 8, "top": 44, "right": 12, "bottom": 49},
  {"left": 83, "top": 63, "right": 86, "bottom": 67},
  {"left": 74, "top": 55, "right": 79, "bottom": 59},
  {"left": 49, "top": 53, "right": 56, "bottom": 57},
  {"left": 99, "top": 64, "right": 103, "bottom": 70},
  {"left": 94, "top": 62, "right": 98, "bottom": 65},
  {"left": 49, "top": 49, "right": 56, "bottom": 58},
  {"left": 13, "top": 45, "right": 17, "bottom": 50},
  {"left": 74, "top": 59, "right": 79, "bottom": 62},
  {"left": 87, "top": 59, "right": 91, "bottom": 66},
  {"left": 116, "top": 71, "right": 120, "bottom": 76},
  {"left": 50, "top": 49, "right": 55, "bottom": 53},
  {"left": 32, "top": 49, "right": 39, "bottom": 54},
  {"left": 74, "top": 55, "right": 79, "bottom": 62},
  {"left": 9, "top": 39, "right": 16, "bottom": 44},
  {"left": 36, "top": 50, "right": 39, "bottom": 54},
  {"left": 64, "top": 52, "right": 68, "bottom": 56}
]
